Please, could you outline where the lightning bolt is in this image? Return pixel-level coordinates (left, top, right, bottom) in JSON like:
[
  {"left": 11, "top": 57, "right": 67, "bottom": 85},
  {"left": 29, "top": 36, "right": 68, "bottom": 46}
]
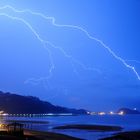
[
  {"left": 0, "top": 6, "right": 101, "bottom": 86},
  {"left": 0, "top": 5, "right": 140, "bottom": 88},
  {"left": 125, "top": 60, "right": 140, "bottom": 65}
]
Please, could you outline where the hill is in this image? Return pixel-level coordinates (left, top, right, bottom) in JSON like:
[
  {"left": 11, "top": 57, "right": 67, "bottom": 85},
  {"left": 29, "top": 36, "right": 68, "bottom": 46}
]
[
  {"left": 118, "top": 108, "right": 140, "bottom": 114},
  {"left": 0, "top": 91, "right": 87, "bottom": 115}
]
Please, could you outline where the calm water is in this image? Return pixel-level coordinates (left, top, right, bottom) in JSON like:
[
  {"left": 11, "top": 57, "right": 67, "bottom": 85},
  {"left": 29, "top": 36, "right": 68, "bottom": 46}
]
[{"left": 4, "top": 115, "right": 140, "bottom": 140}]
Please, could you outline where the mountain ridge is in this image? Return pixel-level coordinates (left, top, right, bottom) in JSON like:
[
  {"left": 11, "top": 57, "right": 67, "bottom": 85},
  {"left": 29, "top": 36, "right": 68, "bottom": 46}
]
[
  {"left": 0, "top": 91, "right": 88, "bottom": 115},
  {"left": 118, "top": 107, "right": 140, "bottom": 114}
]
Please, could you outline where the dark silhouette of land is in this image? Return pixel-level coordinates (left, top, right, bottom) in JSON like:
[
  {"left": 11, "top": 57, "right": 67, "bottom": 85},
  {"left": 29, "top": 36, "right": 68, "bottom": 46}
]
[
  {"left": 54, "top": 124, "right": 123, "bottom": 131},
  {"left": 0, "top": 129, "right": 82, "bottom": 140},
  {"left": 0, "top": 91, "right": 87, "bottom": 114},
  {"left": 100, "top": 131, "right": 140, "bottom": 140},
  {"left": 117, "top": 108, "right": 140, "bottom": 114}
]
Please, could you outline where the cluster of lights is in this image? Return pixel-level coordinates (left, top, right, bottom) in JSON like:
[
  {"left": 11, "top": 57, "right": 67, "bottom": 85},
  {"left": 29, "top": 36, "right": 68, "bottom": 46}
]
[
  {"left": 87, "top": 111, "right": 125, "bottom": 116},
  {"left": 109, "top": 111, "right": 115, "bottom": 115},
  {"left": 0, "top": 111, "right": 8, "bottom": 116},
  {"left": 2, "top": 113, "right": 73, "bottom": 117},
  {"left": 0, "top": 110, "right": 126, "bottom": 117},
  {"left": 98, "top": 112, "right": 106, "bottom": 115},
  {"left": 118, "top": 111, "right": 124, "bottom": 115}
]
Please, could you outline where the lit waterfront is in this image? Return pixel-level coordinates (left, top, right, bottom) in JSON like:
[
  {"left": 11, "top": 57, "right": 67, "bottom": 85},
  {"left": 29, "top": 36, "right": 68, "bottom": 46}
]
[
  {"left": 0, "top": 110, "right": 125, "bottom": 118},
  {"left": 0, "top": 114, "right": 140, "bottom": 140}
]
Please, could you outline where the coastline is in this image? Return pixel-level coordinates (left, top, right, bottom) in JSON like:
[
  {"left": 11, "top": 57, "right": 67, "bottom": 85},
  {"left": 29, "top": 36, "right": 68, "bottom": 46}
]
[
  {"left": 1, "top": 129, "right": 140, "bottom": 140},
  {"left": 100, "top": 131, "right": 140, "bottom": 140},
  {"left": 2, "top": 115, "right": 140, "bottom": 140},
  {"left": 24, "top": 129, "right": 83, "bottom": 140},
  {"left": 0, "top": 123, "right": 123, "bottom": 140},
  {"left": 0, "top": 129, "right": 82, "bottom": 140},
  {"left": 1, "top": 123, "right": 140, "bottom": 140}
]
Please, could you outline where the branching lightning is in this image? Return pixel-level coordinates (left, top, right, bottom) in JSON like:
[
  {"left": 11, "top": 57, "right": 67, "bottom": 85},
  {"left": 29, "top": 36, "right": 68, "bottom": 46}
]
[
  {"left": 0, "top": 12, "right": 55, "bottom": 84},
  {"left": 0, "top": 4, "right": 140, "bottom": 88},
  {"left": 125, "top": 60, "right": 140, "bottom": 65},
  {"left": 0, "top": 6, "right": 101, "bottom": 85}
]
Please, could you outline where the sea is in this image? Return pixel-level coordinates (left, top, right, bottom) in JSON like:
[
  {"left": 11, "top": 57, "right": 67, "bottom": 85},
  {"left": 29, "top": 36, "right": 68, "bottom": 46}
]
[{"left": 2, "top": 115, "right": 140, "bottom": 140}]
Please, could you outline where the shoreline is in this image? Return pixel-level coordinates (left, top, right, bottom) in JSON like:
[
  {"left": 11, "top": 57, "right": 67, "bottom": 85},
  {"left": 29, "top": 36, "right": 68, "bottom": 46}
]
[
  {"left": 0, "top": 123, "right": 123, "bottom": 140},
  {"left": 0, "top": 129, "right": 82, "bottom": 140},
  {"left": 100, "top": 130, "right": 140, "bottom": 140},
  {"left": 2, "top": 118, "right": 140, "bottom": 140},
  {"left": 0, "top": 125, "right": 140, "bottom": 140},
  {"left": 24, "top": 129, "right": 82, "bottom": 140},
  {"left": 1, "top": 129, "right": 140, "bottom": 140}
]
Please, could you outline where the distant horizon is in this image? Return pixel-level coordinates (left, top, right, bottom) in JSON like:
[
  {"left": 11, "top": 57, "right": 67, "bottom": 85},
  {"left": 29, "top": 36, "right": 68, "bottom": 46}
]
[{"left": 0, "top": 90, "right": 139, "bottom": 113}]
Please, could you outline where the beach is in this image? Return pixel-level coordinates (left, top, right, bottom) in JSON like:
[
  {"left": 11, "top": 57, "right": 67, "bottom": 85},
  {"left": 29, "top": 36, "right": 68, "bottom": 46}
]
[
  {"left": 100, "top": 131, "right": 140, "bottom": 140},
  {"left": 1, "top": 126, "right": 140, "bottom": 140},
  {"left": 1, "top": 120, "right": 140, "bottom": 140},
  {"left": 24, "top": 129, "right": 82, "bottom": 140},
  {"left": 0, "top": 129, "right": 82, "bottom": 140},
  {"left": 0, "top": 124, "right": 124, "bottom": 140},
  {"left": 1, "top": 115, "right": 140, "bottom": 140}
]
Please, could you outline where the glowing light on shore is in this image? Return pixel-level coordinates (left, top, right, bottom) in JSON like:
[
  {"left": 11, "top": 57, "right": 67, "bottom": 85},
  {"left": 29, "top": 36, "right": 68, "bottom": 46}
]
[
  {"left": 109, "top": 111, "right": 115, "bottom": 115},
  {"left": 98, "top": 112, "right": 106, "bottom": 115},
  {"left": 0, "top": 111, "right": 4, "bottom": 114},
  {"left": 118, "top": 111, "right": 124, "bottom": 115}
]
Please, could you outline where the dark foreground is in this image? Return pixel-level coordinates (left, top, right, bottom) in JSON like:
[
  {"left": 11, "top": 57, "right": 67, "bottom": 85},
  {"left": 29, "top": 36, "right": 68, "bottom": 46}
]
[
  {"left": 1, "top": 124, "right": 140, "bottom": 140},
  {"left": 0, "top": 129, "right": 82, "bottom": 140},
  {"left": 0, "top": 124, "right": 122, "bottom": 140},
  {"left": 24, "top": 129, "right": 82, "bottom": 140},
  {"left": 1, "top": 130, "right": 140, "bottom": 140},
  {"left": 100, "top": 131, "right": 140, "bottom": 140}
]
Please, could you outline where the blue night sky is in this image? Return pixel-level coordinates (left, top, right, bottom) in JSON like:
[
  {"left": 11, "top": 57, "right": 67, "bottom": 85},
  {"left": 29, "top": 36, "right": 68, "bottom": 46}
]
[{"left": 0, "top": 0, "right": 140, "bottom": 111}]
